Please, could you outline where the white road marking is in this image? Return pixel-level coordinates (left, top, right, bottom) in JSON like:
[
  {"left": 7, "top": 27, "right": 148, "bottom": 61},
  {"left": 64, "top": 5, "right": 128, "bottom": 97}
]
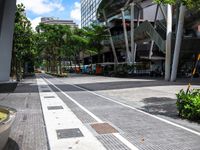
[
  {"left": 69, "top": 81, "right": 200, "bottom": 137},
  {"left": 37, "top": 78, "right": 106, "bottom": 150},
  {"left": 43, "top": 77, "right": 139, "bottom": 150}
]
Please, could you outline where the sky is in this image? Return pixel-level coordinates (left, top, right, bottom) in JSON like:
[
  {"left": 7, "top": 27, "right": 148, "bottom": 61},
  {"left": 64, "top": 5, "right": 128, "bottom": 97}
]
[{"left": 16, "top": 0, "right": 81, "bottom": 30}]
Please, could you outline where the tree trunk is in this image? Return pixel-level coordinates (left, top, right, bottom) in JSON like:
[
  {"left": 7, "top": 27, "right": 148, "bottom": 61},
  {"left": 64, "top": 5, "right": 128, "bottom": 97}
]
[
  {"left": 59, "top": 59, "right": 62, "bottom": 74},
  {"left": 97, "top": 50, "right": 101, "bottom": 64}
]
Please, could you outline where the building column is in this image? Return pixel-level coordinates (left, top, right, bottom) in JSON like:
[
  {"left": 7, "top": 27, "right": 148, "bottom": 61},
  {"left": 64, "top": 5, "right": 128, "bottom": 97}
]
[
  {"left": 170, "top": 4, "right": 186, "bottom": 81},
  {"left": 102, "top": 10, "right": 118, "bottom": 65},
  {"left": 0, "top": 0, "right": 16, "bottom": 82},
  {"left": 133, "top": 9, "right": 141, "bottom": 62},
  {"left": 121, "top": 8, "right": 131, "bottom": 64},
  {"left": 165, "top": 4, "right": 172, "bottom": 81},
  {"left": 149, "top": 4, "right": 159, "bottom": 59},
  {"left": 130, "top": 3, "right": 135, "bottom": 63}
]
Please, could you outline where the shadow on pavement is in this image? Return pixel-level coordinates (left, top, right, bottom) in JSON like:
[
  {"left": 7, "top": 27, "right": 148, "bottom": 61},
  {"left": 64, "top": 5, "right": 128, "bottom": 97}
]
[
  {"left": 76, "top": 80, "right": 196, "bottom": 91},
  {"left": 1, "top": 74, "right": 199, "bottom": 93},
  {"left": 3, "top": 138, "right": 20, "bottom": 150},
  {"left": 141, "top": 97, "right": 179, "bottom": 119}
]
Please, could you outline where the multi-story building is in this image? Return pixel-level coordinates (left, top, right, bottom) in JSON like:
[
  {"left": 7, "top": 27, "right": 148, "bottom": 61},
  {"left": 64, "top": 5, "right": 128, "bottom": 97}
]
[
  {"left": 41, "top": 17, "right": 78, "bottom": 28},
  {"left": 81, "top": 0, "right": 102, "bottom": 27},
  {"left": 81, "top": 0, "right": 200, "bottom": 80}
]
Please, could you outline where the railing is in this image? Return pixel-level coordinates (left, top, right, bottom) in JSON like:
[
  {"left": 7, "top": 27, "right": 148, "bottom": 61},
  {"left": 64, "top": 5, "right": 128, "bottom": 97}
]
[{"left": 103, "top": 21, "right": 166, "bottom": 53}]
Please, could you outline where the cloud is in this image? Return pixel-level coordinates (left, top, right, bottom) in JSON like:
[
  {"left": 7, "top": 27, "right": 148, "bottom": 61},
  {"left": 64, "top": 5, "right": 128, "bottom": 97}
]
[
  {"left": 70, "top": 2, "right": 81, "bottom": 21},
  {"left": 29, "top": 17, "right": 42, "bottom": 31},
  {"left": 17, "top": 0, "right": 64, "bottom": 15}
]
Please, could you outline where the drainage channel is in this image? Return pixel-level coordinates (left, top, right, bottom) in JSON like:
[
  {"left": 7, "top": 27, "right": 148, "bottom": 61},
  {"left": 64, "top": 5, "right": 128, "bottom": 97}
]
[{"left": 37, "top": 78, "right": 106, "bottom": 150}]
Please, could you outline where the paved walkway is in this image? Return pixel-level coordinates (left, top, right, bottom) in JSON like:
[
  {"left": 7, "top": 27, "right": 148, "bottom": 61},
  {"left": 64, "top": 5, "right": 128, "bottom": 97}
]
[
  {"left": 0, "top": 74, "right": 200, "bottom": 150},
  {"left": 0, "top": 77, "right": 48, "bottom": 150}
]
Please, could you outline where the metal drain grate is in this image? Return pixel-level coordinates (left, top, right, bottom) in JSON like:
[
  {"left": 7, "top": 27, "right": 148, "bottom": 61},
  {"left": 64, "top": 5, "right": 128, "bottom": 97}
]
[
  {"left": 44, "top": 96, "right": 55, "bottom": 98},
  {"left": 91, "top": 123, "right": 118, "bottom": 134},
  {"left": 41, "top": 86, "right": 47, "bottom": 88},
  {"left": 41, "top": 90, "right": 50, "bottom": 92},
  {"left": 56, "top": 128, "right": 84, "bottom": 139},
  {"left": 97, "top": 134, "right": 131, "bottom": 150},
  {"left": 47, "top": 106, "right": 63, "bottom": 110}
]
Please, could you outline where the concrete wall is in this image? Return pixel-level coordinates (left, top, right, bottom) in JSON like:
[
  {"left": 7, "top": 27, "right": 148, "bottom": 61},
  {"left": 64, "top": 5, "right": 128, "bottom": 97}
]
[
  {"left": 0, "top": 0, "right": 16, "bottom": 82},
  {"left": 0, "top": 0, "right": 5, "bottom": 35}
]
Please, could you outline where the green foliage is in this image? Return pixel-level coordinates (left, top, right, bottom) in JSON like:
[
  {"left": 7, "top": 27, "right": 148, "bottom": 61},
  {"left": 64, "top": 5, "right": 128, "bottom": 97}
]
[
  {"left": 14, "top": 4, "right": 34, "bottom": 60},
  {"left": 12, "top": 4, "right": 37, "bottom": 79},
  {"left": 46, "top": 72, "right": 68, "bottom": 77},
  {"left": 176, "top": 89, "right": 200, "bottom": 121},
  {"left": 154, "top": 0, "right": 200, "bottom": 9},
  {"left": 36, "top": 22, "right": 108, "bottom": 73}
]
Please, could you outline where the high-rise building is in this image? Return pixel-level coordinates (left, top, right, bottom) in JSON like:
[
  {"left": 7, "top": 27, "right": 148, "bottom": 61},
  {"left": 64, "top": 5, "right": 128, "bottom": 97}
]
[
  {"left": 81, "top": 0, "right": 102, "bottom": 27},
  {"left": 41, "top": 17, "right": 78, "bottom": 28}
]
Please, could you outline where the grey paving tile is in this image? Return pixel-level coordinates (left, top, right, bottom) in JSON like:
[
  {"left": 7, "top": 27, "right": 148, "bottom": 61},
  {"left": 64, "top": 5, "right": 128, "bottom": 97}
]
[
  {"left": 44, "top": 74, "right": 200, "bottom": 150},
  {"left": 0, "top": 77, "right": 48, "bottom": 150}
]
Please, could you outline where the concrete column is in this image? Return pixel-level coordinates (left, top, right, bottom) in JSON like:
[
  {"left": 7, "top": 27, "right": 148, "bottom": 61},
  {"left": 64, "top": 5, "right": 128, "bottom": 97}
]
[
  {"left": 149, "top": 4, "right": 159, "bottom": 59},
  {"left": 165, "top": 4, "right": 172, "bottom": 81},
  {"left": 171, "top": 4, "right": 186, "bottom": 81},
  {"left": 130, "top": 3, "right": 135, "bottom": 63},
  {"left": 0, "top": 0, "right": 16, "bottom": 82},
  {"left": 121, "top": 8, "right": 131, "bottom": 64},
  {"left": 133, "top": 9, "right": 141, "bottom": 62},
  {"left": 102, "top": 10, "right": 118, "bottom": 65}
]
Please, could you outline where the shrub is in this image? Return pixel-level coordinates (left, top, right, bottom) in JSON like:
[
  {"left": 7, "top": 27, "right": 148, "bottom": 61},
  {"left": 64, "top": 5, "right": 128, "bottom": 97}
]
[
  {"left": 46, "top": 72, "right": 68, "bottom": 78},
  {"left": 176, "top": 89, "right": 200, "bottom": 121}
]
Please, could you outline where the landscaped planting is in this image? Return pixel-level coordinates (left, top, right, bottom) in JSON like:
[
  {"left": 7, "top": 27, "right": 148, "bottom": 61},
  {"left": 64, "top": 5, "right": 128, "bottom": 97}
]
[
  {"left": 176, "top": 89, "right": 200, "bottom": 121},
  {"left": 46, "top": 72, "right": 68, "bottom": 78}
]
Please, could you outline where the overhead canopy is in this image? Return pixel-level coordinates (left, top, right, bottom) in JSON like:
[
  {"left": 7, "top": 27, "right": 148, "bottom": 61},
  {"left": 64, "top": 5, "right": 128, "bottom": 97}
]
[{"left": 97, "top": 0, "right": 153, "bottom": 22}]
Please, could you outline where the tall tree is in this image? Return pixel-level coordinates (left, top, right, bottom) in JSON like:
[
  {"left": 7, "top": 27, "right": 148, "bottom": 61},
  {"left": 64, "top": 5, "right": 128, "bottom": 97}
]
[
  {"left": 84, "top": 24, "right": 108, "bottom": 63},
  {"left": 36, "top": 23, "right": 73, "bottom": 74},
  {"left": 12, "top": 3, "right": 35, "bottom": 80}
]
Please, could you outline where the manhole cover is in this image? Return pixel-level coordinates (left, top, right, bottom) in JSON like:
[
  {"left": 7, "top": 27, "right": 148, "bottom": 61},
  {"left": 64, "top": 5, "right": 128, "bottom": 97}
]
[
  {"left": 91, "top": 123, "right": 118, "bottom": 134},
  {"left": 44, "top": 96, "right": 55, "bottom": 98},
  {"left": 56, "top": 128, "right": 84, "bottom": 139},
  {"left": 47, "top": 106, "right": 63, "bottom": 110}
]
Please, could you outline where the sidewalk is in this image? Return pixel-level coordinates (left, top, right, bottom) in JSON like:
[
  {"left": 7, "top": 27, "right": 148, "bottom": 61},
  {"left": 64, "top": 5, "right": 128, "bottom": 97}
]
[{"left": 0, "top": 77, "right": 48, "bottom": 150}]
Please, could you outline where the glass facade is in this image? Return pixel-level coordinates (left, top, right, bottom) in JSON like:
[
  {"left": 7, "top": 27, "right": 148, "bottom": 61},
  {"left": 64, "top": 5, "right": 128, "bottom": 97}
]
[{"left": 81, "top": 0, "right": 102, "bottom": 27}]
